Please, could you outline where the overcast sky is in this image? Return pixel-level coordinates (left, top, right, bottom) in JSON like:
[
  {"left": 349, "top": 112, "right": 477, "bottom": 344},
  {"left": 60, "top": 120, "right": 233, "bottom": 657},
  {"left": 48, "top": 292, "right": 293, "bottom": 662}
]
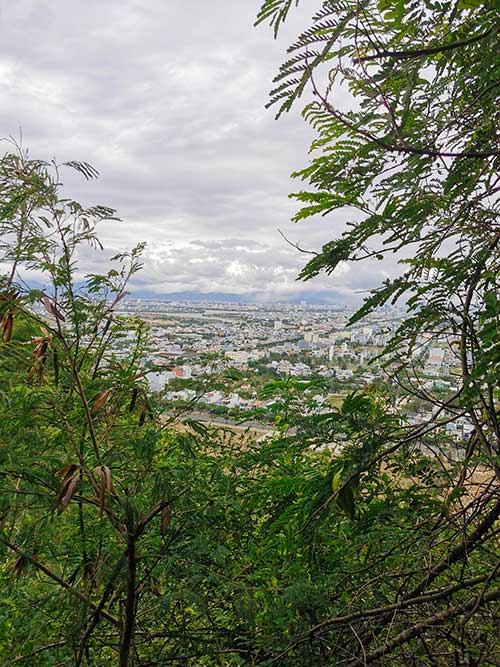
[{"left": 1, "top": 0, "right": 397, "bottom": 303}]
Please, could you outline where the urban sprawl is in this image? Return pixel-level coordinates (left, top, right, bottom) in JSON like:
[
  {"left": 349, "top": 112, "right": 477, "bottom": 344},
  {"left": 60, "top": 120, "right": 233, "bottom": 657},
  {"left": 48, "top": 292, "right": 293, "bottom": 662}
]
[{"left": 110, "top": 300, "right": 471, "bottom": 447}]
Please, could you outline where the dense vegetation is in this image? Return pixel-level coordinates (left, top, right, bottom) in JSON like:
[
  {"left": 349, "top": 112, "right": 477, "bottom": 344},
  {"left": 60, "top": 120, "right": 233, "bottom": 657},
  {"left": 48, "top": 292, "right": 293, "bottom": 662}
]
[{"left": 0, "top": 0, "right": 498, "bottom": 664}]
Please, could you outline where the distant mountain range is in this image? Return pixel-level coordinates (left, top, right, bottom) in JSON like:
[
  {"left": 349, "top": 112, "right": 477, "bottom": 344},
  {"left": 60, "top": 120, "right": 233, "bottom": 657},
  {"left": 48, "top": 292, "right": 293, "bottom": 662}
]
[
  {"left": 15, "top": 279, "right": 362, "bottom": 306},
  {"left": 127, "top": 289, "right": 360, "bottom": 305}
]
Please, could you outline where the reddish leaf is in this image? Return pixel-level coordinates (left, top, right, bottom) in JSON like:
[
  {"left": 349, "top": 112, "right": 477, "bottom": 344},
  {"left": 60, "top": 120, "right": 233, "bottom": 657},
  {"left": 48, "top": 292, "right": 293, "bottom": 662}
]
[
  {"left": 96, "top": 465, "right": 112, "bottom": 517},
  {"left": 160, "top": 505, "right": 171, "bottom": 535},
  {"left": 55, "top": 464, "right": 78, "bottom": 479},
  {"left": 42, "top": 296, "right": 65, "bottom": 322},
  {"left": 91, "top": 389, "right": 111, "bottom": 413},
  {"left": 150, "top": 578, "right": 161, "bottom": 596},
  {"left": 2, "top": 313, "right": 13, "bottom": 342},
  {"left": 55, "top": 465, "right": 79, "bottom": 512},
  {"left": 58, "top": 475, "right": 79, "bottom": 511},
  {"left": 14, "top": 555, "right": 26, "bottom": 579}
]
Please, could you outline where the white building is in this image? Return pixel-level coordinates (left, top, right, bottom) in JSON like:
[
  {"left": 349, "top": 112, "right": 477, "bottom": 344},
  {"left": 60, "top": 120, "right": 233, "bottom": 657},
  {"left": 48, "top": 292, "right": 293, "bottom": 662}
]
[
  {"left": 146, "top": 371, "right": 170, "bottom": 392},
  {"left": 203, "top": 390, "right": 224, "bottom": 405},
  {"left": 228, "top": 393, "right": 242, "bottom": 408},
  {"left": 225, "top": 350, "right": 249, "bottom": 364},
  {"left": 277, "top": 360, "right": 293, "bottom": 375}
]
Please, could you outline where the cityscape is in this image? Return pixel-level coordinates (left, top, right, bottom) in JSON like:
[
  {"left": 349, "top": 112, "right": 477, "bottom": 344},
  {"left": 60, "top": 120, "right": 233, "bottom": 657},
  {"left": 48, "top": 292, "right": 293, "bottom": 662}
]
[{"left": 112, "top": 299, "right": 471, "bottom": 445}]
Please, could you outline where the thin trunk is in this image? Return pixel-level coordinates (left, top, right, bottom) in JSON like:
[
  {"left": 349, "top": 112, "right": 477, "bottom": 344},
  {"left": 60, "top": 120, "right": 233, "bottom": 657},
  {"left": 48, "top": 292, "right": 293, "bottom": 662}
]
[{"left": 119, "top": 515, "right": 138, "bottom": 667}]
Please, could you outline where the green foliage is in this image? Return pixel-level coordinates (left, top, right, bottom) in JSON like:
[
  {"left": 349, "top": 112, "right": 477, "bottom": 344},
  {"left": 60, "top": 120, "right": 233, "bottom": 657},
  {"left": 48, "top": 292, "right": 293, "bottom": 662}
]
[
  {"left": 253, "top": 0, "right": 500, "bottom": 663},
  {"left": 1, "top": 0, "right": 499, "bottom": 660}
]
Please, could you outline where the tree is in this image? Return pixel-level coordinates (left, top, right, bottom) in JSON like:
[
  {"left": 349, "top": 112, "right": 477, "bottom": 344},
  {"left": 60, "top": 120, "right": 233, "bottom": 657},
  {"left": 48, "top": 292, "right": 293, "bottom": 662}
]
[
  {"left": 0, "top": 143, "right": 262, "bottom": 665},
  {"left": 1, "top": 1, "right": 499, "bottom": 661},
  {"left": 253, "top": 0, "right": 500, "bottom": 663},
  {"left": 1, "top": 141, "right": 395, "bottom": 667}
]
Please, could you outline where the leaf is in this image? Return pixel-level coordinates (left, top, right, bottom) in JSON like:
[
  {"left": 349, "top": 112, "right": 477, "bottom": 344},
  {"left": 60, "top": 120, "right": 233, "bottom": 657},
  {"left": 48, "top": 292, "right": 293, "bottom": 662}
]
[
  {"left": 27, "top": 339, "right": 49, "bottom": 382},
  {"left": 139, "top": 404, "right": 147, "bottom": 427},
  {"left": 63, "top": 160, "right": 99, "bottom": 180},
  {"left": 60, "top": 476, "right": 79, "bottom": 511},
  {"left": 337, "top": 482, "right": 356, "bottom": 519},
  {"left": 138, "top": 399, "right": 153, "bottom": 426},
  {"left": 337, "top": 474, "right": 360, "bottom": 519},
  {"left": 55, "top": 468, "right": 79, "bottom": 512},
  {"left": 160, "top": 505, "right": 171, "bottom": 535},
  {"left": 14, "top": 555, "right": 27, "bottom": 579},
  {"left": 55, "top": 464, "right": 79, "bottom": 512},
  {"left": 96, "top": 465, "right": 112, "bottom": 517},
  {"left": 33, "top": 341, "right": 49, "bottom": 359},
  {"left": 2, "top": 313, "right": 13, "bottom": 342},
  {"left": 331, "top": 468, "right": 343, "bottom": 493},
  {"left": 129, "top": 387, "right": 138, "bottom": 412},
  {"left": 55, "top": 463, "right": 78, "bottom": 479},
  {"left": 91, "top": 389, "right": 111, "bottom": 413},
  {"left": 42, "top": 296, "right": 65, "bottom": 322}
]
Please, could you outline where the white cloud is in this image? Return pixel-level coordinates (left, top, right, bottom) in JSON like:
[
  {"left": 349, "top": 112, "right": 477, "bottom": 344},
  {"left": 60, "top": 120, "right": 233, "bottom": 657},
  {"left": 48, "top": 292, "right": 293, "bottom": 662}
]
[{"left": 0, "top": 0, "right": 400, "bottom": 303}]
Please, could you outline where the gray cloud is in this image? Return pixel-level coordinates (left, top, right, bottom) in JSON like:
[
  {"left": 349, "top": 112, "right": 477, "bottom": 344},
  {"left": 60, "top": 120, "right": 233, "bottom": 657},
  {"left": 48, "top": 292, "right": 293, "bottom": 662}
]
[{"left": 1, "top": 0, "right": 399, "bottom": 302}]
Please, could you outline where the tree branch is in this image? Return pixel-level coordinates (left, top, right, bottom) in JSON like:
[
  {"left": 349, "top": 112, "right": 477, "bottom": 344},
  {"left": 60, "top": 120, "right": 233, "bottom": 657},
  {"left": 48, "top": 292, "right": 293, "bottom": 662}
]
[
  {"left": 354, "top": 29, "right": 492, "bottom": 63},
  {"left": 2, "top": 538, "right": 121, "bottom": 628}
]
